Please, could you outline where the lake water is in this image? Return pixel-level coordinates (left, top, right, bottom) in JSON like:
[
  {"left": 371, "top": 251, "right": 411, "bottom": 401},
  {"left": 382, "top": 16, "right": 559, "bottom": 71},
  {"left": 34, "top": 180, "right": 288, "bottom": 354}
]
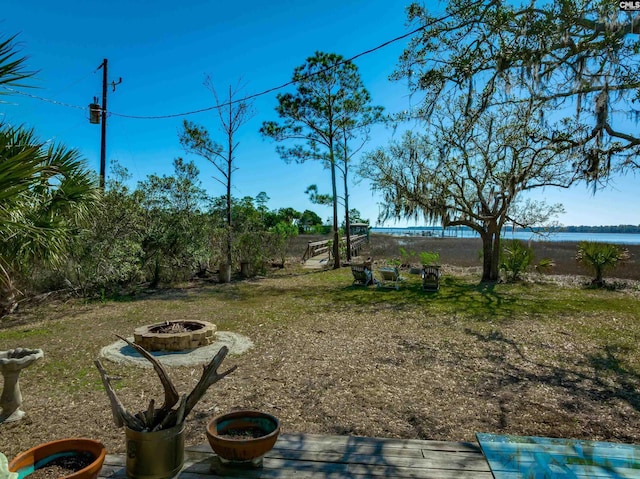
[{"left": 371, "top": 228, "right": 640, "bottom": 245}]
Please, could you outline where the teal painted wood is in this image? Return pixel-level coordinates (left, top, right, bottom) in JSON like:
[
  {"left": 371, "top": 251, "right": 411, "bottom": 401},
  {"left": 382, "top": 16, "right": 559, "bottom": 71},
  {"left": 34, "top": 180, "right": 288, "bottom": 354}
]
[{"left": 477, "top": 432, "right": 640, "bottom": 479}]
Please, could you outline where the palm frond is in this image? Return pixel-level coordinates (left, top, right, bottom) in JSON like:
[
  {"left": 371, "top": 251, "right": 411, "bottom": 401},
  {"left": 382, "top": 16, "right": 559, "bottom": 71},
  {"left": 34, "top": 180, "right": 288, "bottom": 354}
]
[{"left": 0, "top": 34, "right": 36, "bottom": 91}]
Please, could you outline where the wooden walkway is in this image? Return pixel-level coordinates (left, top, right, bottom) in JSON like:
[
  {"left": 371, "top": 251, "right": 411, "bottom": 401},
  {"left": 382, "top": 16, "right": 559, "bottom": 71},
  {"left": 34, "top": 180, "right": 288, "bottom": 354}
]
[
  {"left": 301, "top": 235, "right": 368, "bottom": 270},
  {"left": 301, "top": 254, "right": 330, "bottom": 269},
  {"left": 99, "top": 432, "right": 493, "bottom": 479}
]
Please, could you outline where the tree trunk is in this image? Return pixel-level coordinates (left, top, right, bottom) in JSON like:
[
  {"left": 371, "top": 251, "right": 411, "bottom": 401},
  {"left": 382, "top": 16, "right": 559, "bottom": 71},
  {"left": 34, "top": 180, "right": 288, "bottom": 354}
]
[
  {"left": 594, "top": 267, "right": 604, "bottom": 286},
  {"left": 0, "top": 283, "right": 18, "bottom": 317},
  {"left": 240, "top": 261, "right": 251, "bottom": 278},
  {"left": 490, "top": 232, "right": 501, "bottom": 281},
  {"left": 151, "top": 255, "right": 161, "bottom": 288},
  {"left": 225, "top": 181, "right": 232, "bottom": 276},
  {"left": 219, "top": 262, "right": 231, "bottom": 283},
  {"left": 344, "top": 173, "right": 352, "bottom": 262},
  {"left": 225, "top": 85, "right": 234, "bottom": 278},
  {"left": 480, "top": 228, "right": 501, "bottom": 282},
  {"left": 342, "top": 137, "right": 352, "bottom": 262},
  {"left": 330, "top": 156, "right": 341, "bottom": 269},
  {"left": 480, "top": 233, "right": 493, "bottom": 282}
]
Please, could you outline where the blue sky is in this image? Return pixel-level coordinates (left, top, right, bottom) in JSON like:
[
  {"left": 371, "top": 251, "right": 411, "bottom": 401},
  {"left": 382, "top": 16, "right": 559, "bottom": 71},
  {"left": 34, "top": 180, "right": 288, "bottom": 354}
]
[{"left": 1, "top": 0, "right": 638, "bottom": 227}]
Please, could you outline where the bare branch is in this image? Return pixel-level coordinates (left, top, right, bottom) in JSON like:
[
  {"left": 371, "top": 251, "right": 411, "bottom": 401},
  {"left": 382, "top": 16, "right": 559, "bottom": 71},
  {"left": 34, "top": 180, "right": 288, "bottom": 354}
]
[
  {"left": 116, "top": 335, "right": 179, "bottom": 414},
  {"left": 94, "top": 358, "right": 144, "bottom": 430}
]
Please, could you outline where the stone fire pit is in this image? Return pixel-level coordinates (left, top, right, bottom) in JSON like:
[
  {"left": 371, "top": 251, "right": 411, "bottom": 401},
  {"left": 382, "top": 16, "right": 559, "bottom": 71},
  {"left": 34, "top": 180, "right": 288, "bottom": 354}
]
[{"left": 134, "top": 320, "right": 216, "bottom": 351}]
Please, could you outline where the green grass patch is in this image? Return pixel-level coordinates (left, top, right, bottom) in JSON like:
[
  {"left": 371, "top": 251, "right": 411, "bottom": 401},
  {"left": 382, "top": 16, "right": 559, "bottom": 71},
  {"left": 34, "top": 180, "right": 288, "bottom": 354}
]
[
  {"left": 324, "top": 269, "right": 639, "bottom": 324},
  {"left": 0, "top": 327, "right": 52, "bottom": 341}
]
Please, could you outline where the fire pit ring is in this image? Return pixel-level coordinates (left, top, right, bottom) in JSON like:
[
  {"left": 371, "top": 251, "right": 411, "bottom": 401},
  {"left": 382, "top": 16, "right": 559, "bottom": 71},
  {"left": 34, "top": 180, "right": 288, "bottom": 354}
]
[{"left": 134, "top": 320, "right": 216, "bottom": 352}]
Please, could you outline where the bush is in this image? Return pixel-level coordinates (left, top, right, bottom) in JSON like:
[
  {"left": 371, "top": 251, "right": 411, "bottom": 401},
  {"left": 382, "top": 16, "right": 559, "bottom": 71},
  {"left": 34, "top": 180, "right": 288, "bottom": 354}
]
[
  {"left": 419, "top": 251, "right": 440, "bottom": 265},
  {"left": 500, "top": 239, "right": 555, "bottom": 282},
  {"left": 500, "top": 240, "right": 534, "bottom": 281},
  {"left": 576, "top": 241, "right": 630, "bottom": 286}
]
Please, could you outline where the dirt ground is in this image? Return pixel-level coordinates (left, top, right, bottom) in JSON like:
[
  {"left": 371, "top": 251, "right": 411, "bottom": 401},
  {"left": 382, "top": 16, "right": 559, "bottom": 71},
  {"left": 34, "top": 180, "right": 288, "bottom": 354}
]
[{"left": 1, "top": 234, "right": 639, "bottom": 458}]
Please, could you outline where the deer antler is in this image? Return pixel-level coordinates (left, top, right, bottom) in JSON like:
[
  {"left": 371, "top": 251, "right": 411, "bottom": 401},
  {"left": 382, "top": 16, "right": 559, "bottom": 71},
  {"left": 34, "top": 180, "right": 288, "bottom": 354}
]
[
  {"left": 95, "top": 338, "right": 237, "bottom": 431},
  {"left": 160, "top": 345, "right": 237, "bottom": 428},
  {"left": 94, "top": 358, "right": 145, "bottom": 430},
  {"left": 117, "top": 335, "right": 180, "bottom": 414},
  {"left": 184, "top": 345, "right": 237, "bottom": 417}
]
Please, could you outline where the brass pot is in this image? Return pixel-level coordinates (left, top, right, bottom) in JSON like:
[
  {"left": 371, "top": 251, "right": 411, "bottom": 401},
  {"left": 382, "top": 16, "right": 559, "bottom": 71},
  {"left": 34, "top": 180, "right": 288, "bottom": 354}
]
[{"left": 125, "top": 423, "right": 184, "bottom": 479}]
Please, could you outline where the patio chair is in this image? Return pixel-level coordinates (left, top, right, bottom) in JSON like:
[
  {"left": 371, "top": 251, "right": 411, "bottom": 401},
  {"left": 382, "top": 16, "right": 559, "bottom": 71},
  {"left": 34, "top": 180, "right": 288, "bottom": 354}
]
[
  {"left": 377, "top": 266, "right": 401, "bottom": 290},
  {"left": 351, "top": 264, "right": 374, "bottom": 286},
  {"left": 422, "top": 265, "right": 441, "bottom": 292}
]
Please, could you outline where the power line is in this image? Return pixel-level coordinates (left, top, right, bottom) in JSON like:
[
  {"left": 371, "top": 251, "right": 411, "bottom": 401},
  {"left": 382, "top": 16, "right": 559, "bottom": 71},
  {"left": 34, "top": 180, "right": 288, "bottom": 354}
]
[
  {"left": 1, "top": 87, "right": 89, "bottom": 111},
  {"left": 109, "top": 5, "right": 466, "bottom": 120},
  {"left": 49, "top": 70, "right": 96, "bottom": 98},
  {"left": 1, "top": 3, "right": 472, "bottom": 121}
]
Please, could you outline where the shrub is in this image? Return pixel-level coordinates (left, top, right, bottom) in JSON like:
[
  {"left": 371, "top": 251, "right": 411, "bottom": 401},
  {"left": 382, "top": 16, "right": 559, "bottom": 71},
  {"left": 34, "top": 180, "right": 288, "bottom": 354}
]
[
  {"left": 419, "top": 251, "right": 440, "bottom": 265},
  {"left": 500, "top": 239, "right": 555, "bottom": 282},
  {"left": 500, "top": 240, "right": 534, "bottom": 281},
  {"left": 576, "top": 241, "right": 630, "bottom": 286}
]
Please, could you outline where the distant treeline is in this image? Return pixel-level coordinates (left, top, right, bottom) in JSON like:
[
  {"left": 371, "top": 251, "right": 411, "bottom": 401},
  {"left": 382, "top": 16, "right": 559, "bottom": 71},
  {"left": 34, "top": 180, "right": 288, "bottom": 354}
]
[{"left": 537, "top": 225, "right": 640, "bottom": 234}]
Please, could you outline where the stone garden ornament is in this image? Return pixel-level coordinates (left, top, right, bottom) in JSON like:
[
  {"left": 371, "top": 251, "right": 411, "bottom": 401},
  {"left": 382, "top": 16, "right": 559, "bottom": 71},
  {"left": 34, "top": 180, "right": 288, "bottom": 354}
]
[{"left": 0, "top": 348, "right": 44, "bottom": 423}]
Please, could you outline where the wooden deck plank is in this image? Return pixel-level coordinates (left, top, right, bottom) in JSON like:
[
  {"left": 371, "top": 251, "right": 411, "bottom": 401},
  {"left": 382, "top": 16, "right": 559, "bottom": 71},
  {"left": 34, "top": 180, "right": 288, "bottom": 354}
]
[
  {"left": 102, "top": 462, "right": 492, "bottom": 479},
  {"left": 187, "top": 435, "right": 489, "bottom": 471},
  {"left": 189, "top": 433, "right": 483, "bottom": 454},
  {"left": 100, "top": 433, "right": 491, "bottom": 479},
  {"left": 192, "top": 441, "right": 430, "bottom": 460},
  {"left": 234, "top": 449, "right": 490, "bottom": 471}
]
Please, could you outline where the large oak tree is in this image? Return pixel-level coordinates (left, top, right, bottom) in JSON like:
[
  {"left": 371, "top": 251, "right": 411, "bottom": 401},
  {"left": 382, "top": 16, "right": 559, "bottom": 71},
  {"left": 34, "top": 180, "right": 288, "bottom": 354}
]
[
  {"left": 398, "top": 0, "right": 640, "bottom": 180},
  {"left": 362, "top": 97, "right": 579, "bottom": 282}
]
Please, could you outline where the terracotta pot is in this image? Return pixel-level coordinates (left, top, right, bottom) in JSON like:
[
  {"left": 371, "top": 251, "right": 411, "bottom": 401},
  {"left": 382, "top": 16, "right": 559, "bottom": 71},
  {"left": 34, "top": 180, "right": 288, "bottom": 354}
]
[
  {"left": 8, "top": 438, "right": 106, "bottom": 479},
  {"left": 206, "top": 410, "right": 280, "bottom": 463}
]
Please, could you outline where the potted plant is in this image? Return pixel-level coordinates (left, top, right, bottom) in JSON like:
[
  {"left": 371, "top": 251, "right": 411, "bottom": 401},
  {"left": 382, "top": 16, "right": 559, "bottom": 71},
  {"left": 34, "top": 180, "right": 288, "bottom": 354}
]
[
  {"left": 398, "top": 247, "right": 414, "bottom": 269},
  {"left": 94, "top": 336, "right": 237, "bottom": 479},
  {"left": 419, "top": 251, "right": 440, "bottom": 267},
  {"left": 8, "top": 438, "right": 106, "bottom": 479},
  {"left": 400, "top": 248, "right": 423, "bottom": 274},
  {"left": 206, "top": 410, "right": 280, "bottom": 467},
  {"left": 382, "top": 257, "right": 401, "bottom": 270}
]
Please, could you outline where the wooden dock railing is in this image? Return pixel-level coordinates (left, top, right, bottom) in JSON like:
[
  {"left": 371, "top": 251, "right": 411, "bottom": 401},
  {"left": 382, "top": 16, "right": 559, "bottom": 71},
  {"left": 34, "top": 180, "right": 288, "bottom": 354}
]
[
  {"left": 301, "top": 239, "right": 331, "bottom": 262},
  {"left": 301, "top": 234, "right": 368, "bottom": 263}
]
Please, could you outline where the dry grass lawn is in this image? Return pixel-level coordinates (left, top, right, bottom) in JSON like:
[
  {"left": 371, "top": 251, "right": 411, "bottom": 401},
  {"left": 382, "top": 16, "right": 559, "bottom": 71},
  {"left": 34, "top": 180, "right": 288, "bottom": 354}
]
[{"left": 1, "top": 235, "right": 640, "bottom": 458}]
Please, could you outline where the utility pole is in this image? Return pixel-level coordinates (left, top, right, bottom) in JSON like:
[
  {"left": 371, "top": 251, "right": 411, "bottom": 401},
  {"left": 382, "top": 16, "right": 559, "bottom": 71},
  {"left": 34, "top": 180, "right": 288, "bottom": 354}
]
[
  {"left": 94, "top": 59, "right": 121, "bottom": 189},
  {"left": 99, "top": 58, "right": 108, "bottom": 189}
]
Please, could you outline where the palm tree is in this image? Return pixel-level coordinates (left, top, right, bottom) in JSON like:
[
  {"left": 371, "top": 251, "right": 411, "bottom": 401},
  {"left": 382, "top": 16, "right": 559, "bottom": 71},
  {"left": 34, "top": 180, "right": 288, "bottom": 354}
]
[
  {"left": 576, "top": 241, "right": 630, "bottom": 287},
  {"left": 0, "top": 126, "right": 99, "bottom": 315},
  {"left": 0, "top": 34, "right": 99, "bottom": 316}
]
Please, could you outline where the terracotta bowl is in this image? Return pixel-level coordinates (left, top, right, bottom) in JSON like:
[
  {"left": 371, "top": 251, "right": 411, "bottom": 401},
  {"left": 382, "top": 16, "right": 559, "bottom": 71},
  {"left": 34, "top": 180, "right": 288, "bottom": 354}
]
[
  {"left": 9, "top": 438, "right": 106, "bottom": 479},
  {"left": 206, "top": 410, "right": 280, "bottom": 462}
]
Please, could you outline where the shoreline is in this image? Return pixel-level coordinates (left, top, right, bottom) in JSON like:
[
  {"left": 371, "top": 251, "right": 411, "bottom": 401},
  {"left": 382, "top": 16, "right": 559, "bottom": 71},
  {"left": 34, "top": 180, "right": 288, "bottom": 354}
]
[
  {"left": 371, "top": 229, "right": 640, "bottom": 245},
  {"left": 370, "top": 234, "right": 640, "bottom": 280},
  {"left": 288, "top": 233, "right": 640, "bottom": 279}
]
